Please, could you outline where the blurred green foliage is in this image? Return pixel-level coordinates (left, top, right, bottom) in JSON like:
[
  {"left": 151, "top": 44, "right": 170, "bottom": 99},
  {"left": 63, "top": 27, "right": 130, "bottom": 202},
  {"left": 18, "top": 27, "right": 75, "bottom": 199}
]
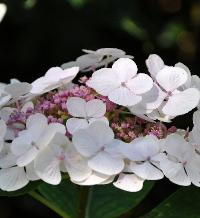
[{"left": 1, "top": 0, "right": 200, "bottom": 84}]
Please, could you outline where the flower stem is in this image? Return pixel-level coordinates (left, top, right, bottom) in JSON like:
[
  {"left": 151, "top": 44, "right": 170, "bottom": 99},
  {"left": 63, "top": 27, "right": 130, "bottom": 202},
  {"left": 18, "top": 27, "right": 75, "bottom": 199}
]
[
  {"left": 29, "top": 191, "right": 71, "bottom": 218},
  {"left": 77, "top": 186, "right": 90, "bottom": 218}
]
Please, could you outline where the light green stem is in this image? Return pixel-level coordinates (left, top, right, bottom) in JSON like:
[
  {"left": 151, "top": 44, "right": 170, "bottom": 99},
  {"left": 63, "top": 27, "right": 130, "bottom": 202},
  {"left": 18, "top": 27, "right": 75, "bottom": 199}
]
[
  {"left": 77, "top": 186, "right": 90, "bottom": 218},
  {"left": 119, "top": 111, "right": 132, "bottom": 114},
  {"left": 29, "top": 191, "right": 71, "bottom": 218}
]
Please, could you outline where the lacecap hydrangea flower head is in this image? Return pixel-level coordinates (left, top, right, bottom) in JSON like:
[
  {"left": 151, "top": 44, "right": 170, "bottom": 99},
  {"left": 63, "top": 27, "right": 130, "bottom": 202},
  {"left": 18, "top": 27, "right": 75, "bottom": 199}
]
[{"left": 1, "top": 48, "right": 200, "bottom": 192}]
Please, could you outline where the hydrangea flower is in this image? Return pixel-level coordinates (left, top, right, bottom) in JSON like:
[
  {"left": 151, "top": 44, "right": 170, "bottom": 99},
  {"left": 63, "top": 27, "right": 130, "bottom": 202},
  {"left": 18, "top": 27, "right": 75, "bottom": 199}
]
[
  {"left": 66, "top": 97, "right": 108, "bottom": 134},
  {"left": 159, "top": 134, "right": 200, "bottom": 186},
  {"left": 35, "top": 132, "right": 91, "bottom": 185},
  {"left": 11, "top": 113, "right": 66, "bottom": 167},
  {"left": 31, "top": 67, "right": 79, "bottom": 95},
  {"left": 120, "top": 135, "right": 164, "bottom": 180},
  {"left": 61, "top": 48, "right": 133, "bottom": 71},
  {"left": 72, "top": 121, "right": 124, "bottom": 175},
  {"left": 0, "top": 48, "right": 200, "bottom": 193},
  {"left": 0, "top": 143, "right": 38, "bottom": 191},
  {"left": 87, "top": 58, "right": 153, "bottom": 106},
  {"left": 146, "top": 54, "right": 200, "bottom": 117}
]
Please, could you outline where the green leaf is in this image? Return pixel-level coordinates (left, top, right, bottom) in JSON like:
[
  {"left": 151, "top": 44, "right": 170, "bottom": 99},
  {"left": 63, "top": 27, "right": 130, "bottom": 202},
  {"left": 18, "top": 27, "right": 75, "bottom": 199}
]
[
  {"left": 0, "top": 181, "right": 41, "bottom": 197},
  {"left": 37, "top": 179, "right": 79, "bottom": 218},
  {"left": 36, "top": 179, "right": 154, "bottom": 218},
  {"left": 86, "top": 181, "right": 154, "bottom": 218},
  {"left": 142, "top": 186, "right": 200, "bottom": 218}
]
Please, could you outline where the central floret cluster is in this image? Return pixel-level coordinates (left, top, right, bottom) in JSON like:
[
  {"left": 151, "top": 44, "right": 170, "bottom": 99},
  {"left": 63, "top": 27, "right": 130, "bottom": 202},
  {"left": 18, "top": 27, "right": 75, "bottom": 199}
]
[{"left": 0, "top": 48, "right": 200, "bottom": 192}]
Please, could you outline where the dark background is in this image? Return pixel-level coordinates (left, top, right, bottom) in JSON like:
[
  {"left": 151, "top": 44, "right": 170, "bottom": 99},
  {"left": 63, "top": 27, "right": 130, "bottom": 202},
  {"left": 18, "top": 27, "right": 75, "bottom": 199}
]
[{"left": 0, "top": 0, "right": 200, "bottom": 217}]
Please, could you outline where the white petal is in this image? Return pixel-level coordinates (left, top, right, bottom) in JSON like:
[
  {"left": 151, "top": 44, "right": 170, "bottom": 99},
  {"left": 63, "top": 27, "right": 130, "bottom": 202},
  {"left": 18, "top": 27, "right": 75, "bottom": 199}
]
[
  {"left": 164, "top": 134, "right": 190, "bottom": 159},
  {"left": 11, "top": 132, "right": 32, "bottom": 156},
  {"left": 156, "top": 66, "right": 188, "bottom": 92},
  {"left": 192, "top": 110, "right": 200, "bottom": 143},
  {"left": 130, "top": 161, "right": 163, "bottom": 180},
  {"left": 72, "top": 121, "right": 114, "bottom": 157},
  {"left": 146, "top": 54, "right": 165, "bottom": 79},
  {"left": 0, "top": 119, "right": 6, "bottom": 138},
  {"left": 61, "top": 61, "right": 79, "bottom": 70},
  {"left": 88, "top": 151, "right": 124, "bottom": 175},
  {"left": 0, "top": 93, "right": 11, "bottom": 107},
  {"left": 126, "top": 73, "right": 153, "bottom": 95},
  {"left": 191, "top": 75, "right": 200, "bottom": 90},
  {"left": 0, "top": 3, "right": 7, "bottom": 22},
  {"left": 96, "top": 48, "right": 126, "bottom": 57},
  {"left": 59, "top": 67, "right": 79, "bottom": 82},
  {"left": 16, "top": 146, "right": 39, "bottom": 167},
  {"left": 26, "top": 113, "right": 47, "bottom": 130},
  {"left": 44, "top": 67, "right": 63, "bottom": 82},
  {"left": 66, "top": 118, "right": 89, "bottom": 134},
  {"left": 0, "top": 152, "right": 17, "bottom": 168},
  {"left": 0, "top": 143, "right": 17, "bottom": 168},
  {"left": 175, "top": 63, "right": 191, "bottom": 90},
  {"left": 159, "top": 156, "right": 181, "bottom": 178},
  {"left": 36, "top": 123, "right": 66, "bottom": 148},
  {"left": 185, "top": 159, "right": 200, "bottom": 187},
  {"left": 193, "top": 110, "right": 200, "bottom": 126},
  {"left": 112, "top": 58, "right": 138, "bottom": 82},
  {"left": 113, "top": 173, "right": 144, "bottom": 192},
  {"left": 0, "top": 167, "right": 29, "bottom": 191},
  {"left": 86, "top": 68, "right": 120, "bottom": 96},
  {"left": 4, "top": 82, "right": 32, "bottom": 98},
  {"left": 66, "top": 97, "right": 87, "bottom": 117},
  {"left": 72, "top": 171, "right": 110, "bottom": 185},
  {"left": 86, "top": 99, "right": 106, "bottom": 118},
  {"left": 122, "top": 135, "right": 160, "bottom": 161},
  {"left": 76, "top": 54, "right": 100, "bottom": 69},
  {"left": 0, "top": 107, "right": 15, "bottom": 122},
  {"left": 129, "top": 85, "right": 166, "bottom": 115},
  {"left": 100, "top": 175, "right": 115, "bottom": 184},
  {"left": 35, "top": 147, "right": 61, "bottom": 185},
  {"left": 162, "top": 88, "right": 200, "bottom": 116},
  {"left": 64, "top": 146, "right": 92, "bottom": 182},
  {"left": 88, "top": 117, "right": 109, "bottom": 126},
  {"left": 25, "top": 162, "right": 40, "bottom": 181},
  {"left": 104, "top": 139, "right": 126, "bottom": 159},
  {"left": 108, "top": 87, "right": 142, "bottom": 106},
  {"left": 169, "top": 168, "right": 191, "bottom": 186},
  {"left": 31, "top": 67, "right": 78, "bottom": 94},
  {"left": 45, "top": 67, "right": 78, "bottom": 83}
]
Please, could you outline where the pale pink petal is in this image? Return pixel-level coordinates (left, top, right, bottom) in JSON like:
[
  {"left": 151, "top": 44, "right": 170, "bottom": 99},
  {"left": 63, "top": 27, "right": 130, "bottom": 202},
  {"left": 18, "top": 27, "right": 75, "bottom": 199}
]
[
  {"left": 113, "top": 173, "right": 144, "bottom": 192},
  {"left": 112, "top": 58, "right": 138, "bottom": 82},
  {"left": 126, "top": 73, "right": 153, "bottom": 94},
  {"left": 88, "top": 151, "right": 124, "bottom": 175},
  {"left": 130, "top": 162, "right": 163, "bottom": 180},
  {"left": 35, "top": 147, "right": 61, "bottom": 185},
  {"left": 86, "top": 99, "right": 106, "bottom": 118},
  {"left": 66, "top": 118, "right": 89, "bottom": 134},
  {"left": 72, "top": 171, "right": 110, "bottom": 185},
  {"left": 146, "top": 54, "right": 165, "bottom": 79},
  {"left": 66, "top": 97, "right": 87, "bottom": 117},
  {"left": 0, "top": 167, "right": 29, "bottom": 191},
  {"left": 86, "top": 68, "right": 120, "bottom": 96},
  {"left": 108, "top": 87, "right": 141, "bottom": 106},
  {"left": 162, "top": 88, "right": 200, "bottom": 116},
  {"left": 156, "top": 66, "right": 188, "bottom": 92}
]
